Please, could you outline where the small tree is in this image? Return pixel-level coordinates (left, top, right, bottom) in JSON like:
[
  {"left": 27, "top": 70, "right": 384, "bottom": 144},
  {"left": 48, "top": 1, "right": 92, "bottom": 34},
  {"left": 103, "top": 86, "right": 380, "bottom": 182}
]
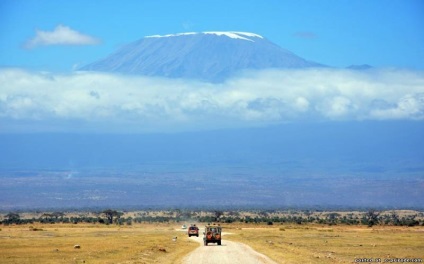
[
  {"left": 325, "top": 213, "right": 340, "bottom": 225},
  {"left": 214, "top": 211, "right": 223, "bottom": 222},
  {"left": 390, "top": 211, "right": 400, "bottom": 226},
  {"left": 365, "top": 210, "right": 380, "bottom": 227},
  {"left": 52, "top": 212, "right": 64, "bottom": 219},
  {"left": 4, "top": 212, "right": 20, "bottom": 224},
  {"left": 102, "top": 209, "right": 120, "bottom": 224}
]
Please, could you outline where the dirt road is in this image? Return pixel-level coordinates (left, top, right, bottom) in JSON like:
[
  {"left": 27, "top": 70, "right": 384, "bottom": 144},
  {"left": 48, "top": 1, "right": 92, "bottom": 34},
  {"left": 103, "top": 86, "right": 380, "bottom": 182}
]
[{"left": 182, "top": 230, "right": 278, "bottom": 264}]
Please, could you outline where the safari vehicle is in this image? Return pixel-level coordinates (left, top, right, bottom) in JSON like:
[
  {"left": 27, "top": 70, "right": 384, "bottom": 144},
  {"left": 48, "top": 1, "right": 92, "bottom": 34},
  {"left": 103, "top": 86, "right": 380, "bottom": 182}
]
[
  {"left": 187, "top": 225, "right": 199, "bottom": 237},
  {"left": 203, "top": 225, "right": 222, "bottom": 246}
]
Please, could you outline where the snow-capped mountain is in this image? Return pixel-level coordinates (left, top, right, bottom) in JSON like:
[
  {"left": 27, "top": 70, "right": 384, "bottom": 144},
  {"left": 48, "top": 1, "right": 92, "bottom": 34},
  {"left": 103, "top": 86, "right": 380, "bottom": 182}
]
[{"left": 80, "top": 31, "right": 323, "bottom": 82}]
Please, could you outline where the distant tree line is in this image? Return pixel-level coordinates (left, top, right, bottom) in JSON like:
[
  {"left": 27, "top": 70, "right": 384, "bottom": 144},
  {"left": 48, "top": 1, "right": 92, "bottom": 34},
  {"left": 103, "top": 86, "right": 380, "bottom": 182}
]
[{"left": 1, "top": 209, "right": 423, "bottom": 227}]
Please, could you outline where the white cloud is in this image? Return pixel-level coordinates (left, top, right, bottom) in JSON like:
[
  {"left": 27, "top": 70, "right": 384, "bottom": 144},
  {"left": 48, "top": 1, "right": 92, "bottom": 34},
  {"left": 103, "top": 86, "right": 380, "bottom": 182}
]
[
  {"left": 0, "top": 68, "right": 423, "bottom": 132},
  {"left": 318, "top": 96, "right": 356, "bottom": 118},
  {"left": 25, "top": 25, "right": 100, "bottom": 48},
  {"left": 370, "top": 93, "right": 424, "bottom": 120}
]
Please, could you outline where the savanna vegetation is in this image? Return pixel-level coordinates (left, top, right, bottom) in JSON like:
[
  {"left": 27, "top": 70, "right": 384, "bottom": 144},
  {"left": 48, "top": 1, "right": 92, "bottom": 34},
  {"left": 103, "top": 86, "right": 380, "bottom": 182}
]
[
  {"left": 2, "top": 209, "right": 423, "bottom": 227},
  {"left": 1, "top": 209, "right": 423, "bottom": 263}
]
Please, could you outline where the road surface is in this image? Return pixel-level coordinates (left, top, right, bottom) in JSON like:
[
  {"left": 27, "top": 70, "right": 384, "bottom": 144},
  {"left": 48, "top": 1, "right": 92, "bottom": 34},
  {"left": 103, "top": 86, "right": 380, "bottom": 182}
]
[{"left": 182, "top": 228, "right": 278, "bottom": 264}]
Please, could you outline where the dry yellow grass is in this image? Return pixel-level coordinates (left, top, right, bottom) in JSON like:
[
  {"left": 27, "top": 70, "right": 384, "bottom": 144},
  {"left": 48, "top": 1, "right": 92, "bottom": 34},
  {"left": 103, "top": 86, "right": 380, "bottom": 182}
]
[
  {"left": 0, "top": 223, "right": 198, "bottom": 264},
  {"left": 223, "top": 224, "right": 424, "bottom": 264},
  {"left": 1, "top": 222, "right": 423, "bottom": 264}
]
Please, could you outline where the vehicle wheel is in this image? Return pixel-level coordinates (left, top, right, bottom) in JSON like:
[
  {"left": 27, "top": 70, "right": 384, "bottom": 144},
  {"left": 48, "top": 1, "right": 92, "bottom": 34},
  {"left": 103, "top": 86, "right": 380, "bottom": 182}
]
[
  {"left": 196, "top": 234, "right": 199, "bottom": 237},
  {"left": 218, "top": 241, "right": 221, "bottom": 246}
]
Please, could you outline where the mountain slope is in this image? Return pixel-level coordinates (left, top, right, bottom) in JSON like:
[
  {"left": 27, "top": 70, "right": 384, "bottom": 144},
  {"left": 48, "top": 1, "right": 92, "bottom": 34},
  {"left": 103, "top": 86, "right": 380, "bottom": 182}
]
[{"left": 80, "top": 31, "right": 323, "bottom": 82}]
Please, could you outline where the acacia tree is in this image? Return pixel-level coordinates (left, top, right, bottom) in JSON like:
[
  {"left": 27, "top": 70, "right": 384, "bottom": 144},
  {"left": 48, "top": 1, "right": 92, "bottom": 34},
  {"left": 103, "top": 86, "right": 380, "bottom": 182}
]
[
  {"left": 326, "top": 213, "right": 341, "bottom": 225},
  {"left": 52, "top": 212, "right": 64, "bottom": 219},
  {"left": 4, "top": 212, "right": 20, "bottom": 224},
  {"left": 390, "top": 211, "right": 400, "bottom": 226},
  {"left": 102, "top": 209, "right": 120, "bottom": 224},
  {"left": 365, "top": 210, "right": 380, "bottom": 227},
  {"left": 214, "top": 211, "right": 223, "bottom": 222}
]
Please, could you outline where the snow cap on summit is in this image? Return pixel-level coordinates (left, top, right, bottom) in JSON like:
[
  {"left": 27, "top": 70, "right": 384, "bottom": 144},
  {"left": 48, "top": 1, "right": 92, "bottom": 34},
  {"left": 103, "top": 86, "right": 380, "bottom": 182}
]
[{"left": 146, "top": 31, "right": 263, "bottom": 42}]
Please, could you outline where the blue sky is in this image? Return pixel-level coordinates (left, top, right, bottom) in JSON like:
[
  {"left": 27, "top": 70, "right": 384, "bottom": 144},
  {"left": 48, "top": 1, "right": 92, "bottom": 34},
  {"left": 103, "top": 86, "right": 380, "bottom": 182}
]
[
  {"left": 1, "top": 0, "right": 423, "bottom": 71},
  {"left": 0, "top": 0, "right": 424, "bottom": 133}
]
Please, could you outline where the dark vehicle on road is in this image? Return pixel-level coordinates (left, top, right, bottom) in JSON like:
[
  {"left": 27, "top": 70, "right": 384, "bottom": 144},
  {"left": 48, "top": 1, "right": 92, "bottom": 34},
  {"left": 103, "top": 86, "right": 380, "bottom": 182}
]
[
  {"left": 203, "top": 225, "right": 221, "bottom": 246},
  {"left": 188, "top": 225, "right": 199, "bottom": 237}
]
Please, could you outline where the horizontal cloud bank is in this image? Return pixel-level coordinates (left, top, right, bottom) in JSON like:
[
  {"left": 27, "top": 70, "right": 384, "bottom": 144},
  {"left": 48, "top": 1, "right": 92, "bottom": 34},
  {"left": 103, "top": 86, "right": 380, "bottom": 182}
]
[{"left": 1, "top": 68, "right": 423, "bottom": 132}]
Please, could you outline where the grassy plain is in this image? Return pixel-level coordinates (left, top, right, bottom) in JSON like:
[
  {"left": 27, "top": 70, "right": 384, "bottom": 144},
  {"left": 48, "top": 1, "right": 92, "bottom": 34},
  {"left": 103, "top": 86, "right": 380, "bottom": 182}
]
[
  {"left": 0, "top": 223, "right": 198, "bottom": 264},
  {"left": 223, "top": 223, "right": 424, "bottom": 263},
  {"left": 1, "top": 222, "right": 423, "bottom": 263}
]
